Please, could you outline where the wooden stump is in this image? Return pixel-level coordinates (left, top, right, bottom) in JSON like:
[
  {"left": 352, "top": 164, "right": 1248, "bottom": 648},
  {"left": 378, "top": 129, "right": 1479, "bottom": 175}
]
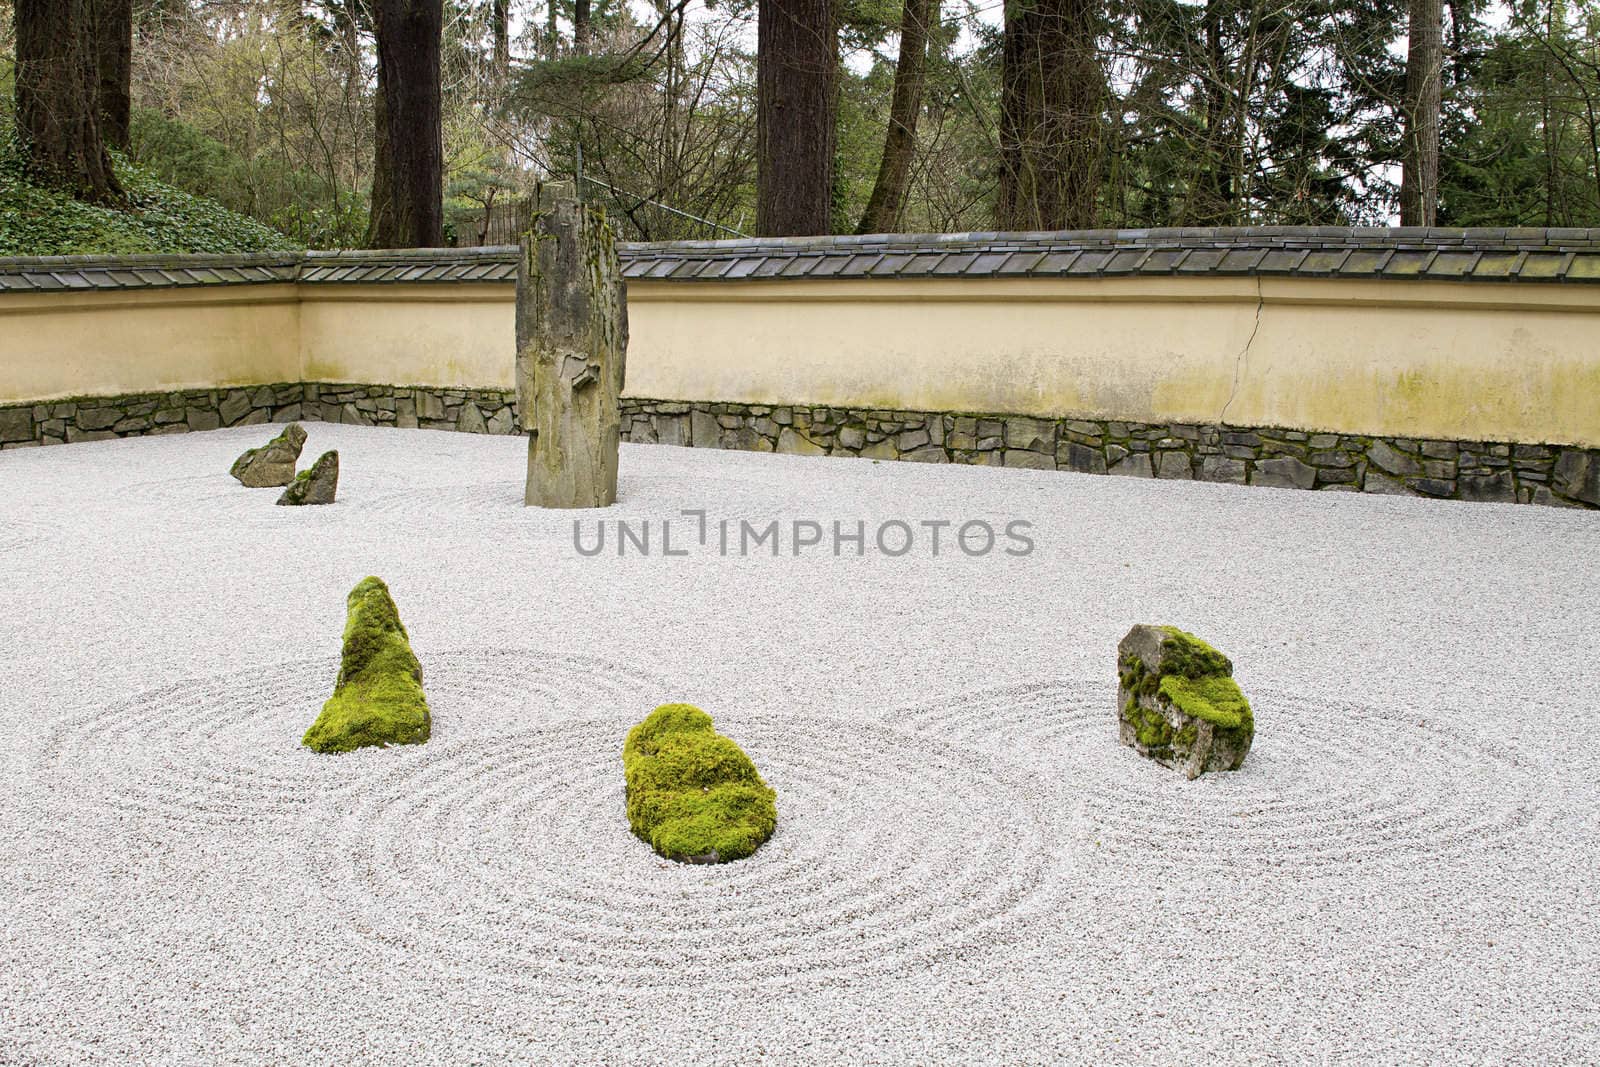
[{"left": 516, "top": 183, "right": 628, "bottom": 508}]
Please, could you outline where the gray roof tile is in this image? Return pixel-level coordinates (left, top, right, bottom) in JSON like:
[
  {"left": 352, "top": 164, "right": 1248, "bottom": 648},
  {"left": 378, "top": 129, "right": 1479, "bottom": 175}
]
[{"left": 6, "top": 228, "right": 1600, "bottom": 296}]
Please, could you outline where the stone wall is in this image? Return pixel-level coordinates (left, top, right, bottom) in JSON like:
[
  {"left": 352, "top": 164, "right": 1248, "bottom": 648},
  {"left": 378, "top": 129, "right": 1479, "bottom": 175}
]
[
  {"left": 619, "top": 399, "right": 1600, "bottom": 509},
  {"left": 0, "top": 383, "right": 516, "bottom": 448},
  {"left": 2, "top": 385, "right": 1594, "bottom": 508}
]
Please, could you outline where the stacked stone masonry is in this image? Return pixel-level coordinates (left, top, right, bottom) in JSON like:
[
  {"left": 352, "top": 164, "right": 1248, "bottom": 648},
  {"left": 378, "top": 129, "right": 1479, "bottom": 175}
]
[
  {"left": 619, "top": 400, "right": 1600, "bottom": 509},
  {"left": 0, "top": 383, "right": 515, "bottom": 448},
  {"left": 1, "top": 387, "right": 1594, "bottom": 508}
]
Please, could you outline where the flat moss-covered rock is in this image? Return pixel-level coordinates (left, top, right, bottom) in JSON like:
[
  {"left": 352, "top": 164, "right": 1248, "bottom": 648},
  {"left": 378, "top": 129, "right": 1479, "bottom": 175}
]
[
  {"left": 1117, "top": 624, "right": 1253, "bottom": 779},
  {"left": 302, "top": 576, "right": 431, "bottom": 754},
  {"left": 277, "top": 450, "right": 338, "bottom": 506},
  {"left": 623, "top": 704, "right": 777, "bottom": 863},
  {"left": 230, "top": 423, "right": 306, "bottom": 487}
]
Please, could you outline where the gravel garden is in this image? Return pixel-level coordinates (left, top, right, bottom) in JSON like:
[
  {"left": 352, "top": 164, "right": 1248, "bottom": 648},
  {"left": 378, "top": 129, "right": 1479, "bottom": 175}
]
[{"left": 1, "top": 422, "right": 1596, "bottom": 1064}]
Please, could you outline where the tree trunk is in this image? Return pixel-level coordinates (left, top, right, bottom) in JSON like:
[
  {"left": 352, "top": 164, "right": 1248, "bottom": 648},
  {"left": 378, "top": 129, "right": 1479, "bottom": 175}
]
[
  {"left": 756, "top": 0, "right": 837, "bottom": 236},
  {"left": 491, "top": 0, "right": 510, "bottom": 77},
  {"left": 94, "top": 0, "right": 133, "bottom": 151},
  {"left": 575, "top": 0, "right": 591, "bottom": 53},
  {"left": 856, "top": 0, "right": 935, "bottom": 234},
  {"left": 366, "top": 0, "right": 444, "bottom": 248},
  {"left": 1400, "top": 0, "right": 1443, "bottom": 226},
  {"left": 995, "top": 0, "right": 1104, "bottom": 231},
  {"left": 14, "top": 0, "right": 123, "bottom": 201}
]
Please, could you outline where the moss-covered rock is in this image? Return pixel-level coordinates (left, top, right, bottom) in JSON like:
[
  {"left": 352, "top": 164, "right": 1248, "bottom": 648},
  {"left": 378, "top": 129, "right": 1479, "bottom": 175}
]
[
  {"left": 1117, "top": 624, "right": 1253, "bottom": 778},
  {"left": 277, "top": 450, "right": 338, "bottom": 506},
  {"left": 230, "top": 423, "right": 306, "bottom": 487},
  {"left": 622, "top": 704, "right": 777, "bottom": 863},
  {"left": 302, "top": 577, "right": 431, "bottom": 754}
]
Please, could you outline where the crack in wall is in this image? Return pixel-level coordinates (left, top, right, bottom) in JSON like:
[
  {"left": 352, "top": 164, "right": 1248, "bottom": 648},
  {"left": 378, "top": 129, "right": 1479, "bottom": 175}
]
[{"left": 1219, "top": 275, "right": 1264, "bottom": 428}]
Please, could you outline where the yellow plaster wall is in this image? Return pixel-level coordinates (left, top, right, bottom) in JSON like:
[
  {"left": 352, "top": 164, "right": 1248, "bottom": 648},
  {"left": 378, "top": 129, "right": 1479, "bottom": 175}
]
[{"left": 2, "top": 273, "right": 1598, "bottom": 447}]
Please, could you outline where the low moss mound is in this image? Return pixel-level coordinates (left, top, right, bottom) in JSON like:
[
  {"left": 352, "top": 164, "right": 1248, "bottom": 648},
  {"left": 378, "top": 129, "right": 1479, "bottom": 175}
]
[
  {"left": 622, "top": 704, "right": 777, "bottom": 863},
  {"left": 1158, "top": 674, "right": 1252, "bottom": 731},
  {"left": 1154, "top": 626, "right": 1234, "bottom": 679},
  {"left": 302, "top": 576, "right": 431, "bottom": 754}
]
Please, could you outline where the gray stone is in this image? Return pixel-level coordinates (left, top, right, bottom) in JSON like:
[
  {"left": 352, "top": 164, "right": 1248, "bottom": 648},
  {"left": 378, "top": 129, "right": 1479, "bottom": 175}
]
[
  {"left": 860, "top": 439, "right": 898, "bottom": 460},
  {"left": 1155, "top": 451, "right": 1193, "bottom": 479},
  {"left": 76, "top": 407, "right": 121, "bottom": 431},
  {"left": 1251, "top": 456, "right": 1316, "bottom": 490},
  {"left": 1058, "top": 442, "right": 1107, "bottom": 475},
  {"left": 230, "top": 423, "right": 307, "bottom": 487},
  {"left": 689, "top": 409, "right": 720, "bottom": 447},
  {"left": 902, "top": 447, "right": 948, "bottom": 463},
  {"left": 416, "top": 390, "right": 446, "bottom": 421},
  {"left": 836, "top": 426, "right": 867, "bottom": 451},
  {"left": 1109, "top": 452, "right": 1154, "bottom": 478},
  {"left": 653, "top": 414, "right": 690, "bottom": 447},
  {"left": 1410, "top": 478, "right": 1456, "bottom": 498},
  {"left": 776, "top": 427, "right": 827, "bottom": 456},
  {"left": 516, "top": 187, "right": 627, "bottom": 510},
  {"left": 1198, "top": 456, "right": 1247, "bottom": 484},
  {"left": 486, "top": 409, "right": 514, "bottom": 436},
  {"left": 897, "top": 428, "right": 930, "bottom": 451},
  {"left": 1004, "top": 416, "right": 1055, "bottom": 453},
  {"left": 1003, "top": 449, "right": 1055, "bottom": 470},
  {"left": 341, "top": 402, "right": 373, "bottom": 427},
  {"left": 64, "top": 427, "right": 117, "bottom": 443},
  {"left": 277, "top": 450, "right": 339, "bottom": 506},
  {"left": 1363, "top": 470, "right": 1417, "bottom": 496},
  {"left": 1367, "top": 439, "right": 1423, "bottom": 477},
  {"left": 0, "top": 406, "right": 33, "bottom": 443},
  {"left": 186, "top": 408, "right": 221, "bottom": 432},
  {"left": 1117, "top": 624, "right": 1253, "bottom": 779},
  {"left": 1458, "top": 471, "right": 1516, "bottom": 503},
  {"left": 219, "top": 391, "right": 252, "bottom": 426},
  {"left": 456, "top": 401, "right": 487, "bottom": 434},
  {"left": 1552, "top": 449, "right": 1600, "bottom": 506}
]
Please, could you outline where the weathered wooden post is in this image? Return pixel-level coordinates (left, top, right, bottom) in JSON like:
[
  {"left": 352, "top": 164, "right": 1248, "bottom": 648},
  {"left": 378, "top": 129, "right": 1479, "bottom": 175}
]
[{"left": 516, "top": 182, "right": 627, "bottom": 508}]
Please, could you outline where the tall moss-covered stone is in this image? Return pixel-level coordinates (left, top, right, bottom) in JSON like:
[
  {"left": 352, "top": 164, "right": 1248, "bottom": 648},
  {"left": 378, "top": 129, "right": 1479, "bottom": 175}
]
[
  {"left": 276, "top": 450, "right": 338, "bottom": 506},
  {"left": 516, "top": 182, "right": 627, "bottom": 509},
  {"left": 1117, "top": 624, "right": 1253, "bottom": 779},
  {"left": 302, "top": 577, "right": 431, "bottom": 754},
  {"left": 230, "top": 423, "right": 307, "bottom": 487},
  {"left": 623, "top": 704, "right": 776, "bottom": 864}
]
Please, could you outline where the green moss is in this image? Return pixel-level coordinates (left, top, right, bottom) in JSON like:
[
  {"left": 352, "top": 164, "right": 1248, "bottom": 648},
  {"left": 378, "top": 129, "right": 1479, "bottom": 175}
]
[
  {"left": 0, "top": 135, "right": 299, "bottom": 255},
  {"left": 1125, "top": 695, "right": 1174, "bottom": 751},
  {"left": 302, "top": 577, "right": 431, "bottom": 754},
  {"left": 622, "top": 703, "right": 777, "bottom": 863},
  {"left": 1156, "top": 626, "right": 1234, "bottom": 679},
  {"left": 1158, "top": 674, "right": 1253, "bottom": 733}
]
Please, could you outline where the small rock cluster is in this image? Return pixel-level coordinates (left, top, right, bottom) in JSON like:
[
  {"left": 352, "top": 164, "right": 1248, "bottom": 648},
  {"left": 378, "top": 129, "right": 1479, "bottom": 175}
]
[
  {"left": 1117, "top": 624, "right": 1255, "bottom": 779},
  {"left": 228, "top": 423, "right": 339, "bottom": 505}
]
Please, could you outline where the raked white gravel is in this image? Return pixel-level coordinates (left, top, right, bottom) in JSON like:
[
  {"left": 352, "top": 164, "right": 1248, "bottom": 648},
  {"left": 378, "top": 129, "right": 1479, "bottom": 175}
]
[{"left": 1, "top": 423, "right": 1596, "bottom": 1065}]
